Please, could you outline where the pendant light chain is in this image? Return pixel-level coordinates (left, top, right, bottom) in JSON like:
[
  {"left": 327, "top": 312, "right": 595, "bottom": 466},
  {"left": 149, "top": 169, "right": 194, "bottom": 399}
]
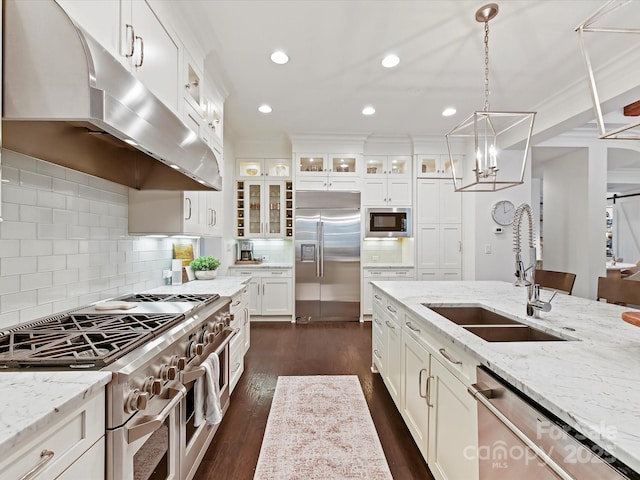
[{"left": 483, "top": 20, "right": 490, "bottom": 112}]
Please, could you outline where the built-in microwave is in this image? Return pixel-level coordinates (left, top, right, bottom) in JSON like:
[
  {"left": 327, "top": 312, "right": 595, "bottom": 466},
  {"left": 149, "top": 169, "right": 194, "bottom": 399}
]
[{"left": 365, "top": 208, "right": 412, "bottom": 237}]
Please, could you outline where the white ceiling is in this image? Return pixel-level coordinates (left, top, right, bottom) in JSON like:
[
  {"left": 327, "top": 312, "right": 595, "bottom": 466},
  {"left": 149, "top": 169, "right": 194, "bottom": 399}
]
[{"left": 168, "top": 0, "right": 640, "bottom": 183}]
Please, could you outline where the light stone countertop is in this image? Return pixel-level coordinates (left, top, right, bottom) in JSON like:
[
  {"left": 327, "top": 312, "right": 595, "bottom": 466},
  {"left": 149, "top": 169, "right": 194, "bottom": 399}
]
[
  {"left": 0, "top": 371, "right": 112, "bottom": 456},
  {"left": 371, "top": 280, "right": 640, "bottom": 473},
  {"left": 362, "top": 264, "right": 415, "bottom": 269},
  {"left": 147, "top": 276, "right": 250, "bottom": 297},
  {"left": 227, "top": 263, "right": 292, "bottom": 269}
]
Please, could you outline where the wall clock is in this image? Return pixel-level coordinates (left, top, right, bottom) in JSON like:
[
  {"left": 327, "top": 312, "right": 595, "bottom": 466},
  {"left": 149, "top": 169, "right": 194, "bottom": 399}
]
[{"left": 491, "top": 200, "right": 516, "bottom": 226}]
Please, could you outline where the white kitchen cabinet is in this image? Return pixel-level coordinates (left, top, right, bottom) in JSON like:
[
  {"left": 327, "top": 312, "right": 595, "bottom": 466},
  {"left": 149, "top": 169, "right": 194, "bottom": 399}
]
[
  {"left": 237, "top": 158, "right": 292, "bottom": 180},
  {"left": 416, "top": 224, "right": 462, "bottom": 270},
  {"left": 0, "top": 389, "right": 105, "bottom": 480},
  {"left": 416, "top": 179, "right": 461, "bottom": 224},
  {"left": 428, "top": 355, "right": 479, "bottom": 480},
  {"left": 416, "top": 154, "right": 462, "bottom": 179},
  {"left": 295, "top": 153, "right": 362, "bottom": 191},
  {"left": 363, "top": 155, "right": 412, "bottom": 206},
  {"left": 235, "top": 180, "right": 293, "bottom": 238},
  {"left": 56, "top": 0, "right": 180, "bottom": 113},
  {"left": 372, "top": 292, "right": 402, "bottom": 408},
  {"left": 417, "top": 269, "right": 462, "bottom": 281},
  {"left": 401, "top": 327, "right": 431, "bottom": 459},
  {"left": 363, "top": 268, "right": 415, "bottom": 315},
  {"left": 229, "top": 285, "right": 249, "bottom": 393},
  {"left": 229, "top": 268, "right": 293, "bottom": 317},
  {"left": 128, "top": 190, "right": 221, "bottom": 236}
]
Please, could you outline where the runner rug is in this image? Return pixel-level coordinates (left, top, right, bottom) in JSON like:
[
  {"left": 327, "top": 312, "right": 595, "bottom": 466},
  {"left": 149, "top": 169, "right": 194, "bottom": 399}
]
[{"left": 253, "top": 375, "right": 393, "bottom": 479}]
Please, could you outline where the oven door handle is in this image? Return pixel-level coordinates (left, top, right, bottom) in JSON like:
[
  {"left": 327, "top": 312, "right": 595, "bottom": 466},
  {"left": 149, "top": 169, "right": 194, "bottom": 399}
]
[
  {"left": 181, "top": 328, "right": 239, "bottom": 384},
  {"left": 468, "top": 383, "right": 574, "bottom": 480},
  {"left": 126, "top": 384, "right": 186, "bottom": 444}
]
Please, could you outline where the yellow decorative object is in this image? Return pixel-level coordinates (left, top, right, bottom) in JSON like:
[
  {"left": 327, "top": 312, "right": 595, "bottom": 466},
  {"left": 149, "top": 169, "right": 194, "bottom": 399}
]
[{"left": 173, "top": 243, "right": 194, "bottom": 267}]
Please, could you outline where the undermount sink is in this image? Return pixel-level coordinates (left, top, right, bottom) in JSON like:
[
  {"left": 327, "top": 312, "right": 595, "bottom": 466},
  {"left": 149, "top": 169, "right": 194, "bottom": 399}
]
[
  {"left": 426, "top": 306, "right": 521, "bottom": 326},
  {"left": 423, "top": 305, "right": 571, "bottom": 342}
]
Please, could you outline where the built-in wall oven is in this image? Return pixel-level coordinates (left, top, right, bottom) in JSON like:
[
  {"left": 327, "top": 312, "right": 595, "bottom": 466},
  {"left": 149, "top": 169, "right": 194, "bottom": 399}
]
[
  {"left": 469, "top": 366, "right": 637, "bottom": 480},
  {"left": 365, "top": 207, "right": 411, "bottom": 237}
]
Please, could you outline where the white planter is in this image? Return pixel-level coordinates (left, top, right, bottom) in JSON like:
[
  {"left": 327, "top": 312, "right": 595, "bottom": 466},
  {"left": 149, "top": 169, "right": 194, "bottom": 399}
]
[{"left": 194, "top": 270, "right": 217, "bottom": 280}]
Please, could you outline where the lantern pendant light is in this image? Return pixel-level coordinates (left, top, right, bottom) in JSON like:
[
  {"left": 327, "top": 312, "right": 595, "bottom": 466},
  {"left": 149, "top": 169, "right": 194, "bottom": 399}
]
[{"left": 446, "top": 3, "right": 536, "bottom": 192}]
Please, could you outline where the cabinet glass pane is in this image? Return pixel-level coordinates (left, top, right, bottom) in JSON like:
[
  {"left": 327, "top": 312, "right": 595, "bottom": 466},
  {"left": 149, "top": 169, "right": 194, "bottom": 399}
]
[
  {"left": 239, "top": 160, "right": 263, "bottom": 177},
  {"left": 266, "top": 159, "right": 290, "bottom": 178},
  {"left": 420, "top": 157, "right": 438, "bottom": 175},
  {"left": 248, "top": 184, "right": 262, "bottom": 234},
  {"left": 299, "top": 156, "right": 325, "bottom": 172},
  {"left": 389, "top": 157, "right": 409, "bottom": 175},
  {"left": 331, "top": 156, "right": 356, "bottom": 174},
  {"left": 365, "top": 157, "right": 385, "bottom": 175},
  {"left": 442, "top": 155, "right": 460, "bottom": 176},
  {"left": 267, "top": 184, "right": 282, "bottom": 234}
]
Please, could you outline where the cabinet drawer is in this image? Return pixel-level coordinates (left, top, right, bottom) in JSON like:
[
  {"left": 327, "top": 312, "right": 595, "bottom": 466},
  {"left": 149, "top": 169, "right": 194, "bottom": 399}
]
[
  {"left": 384, "top": 298, "right": 401, "bottom": 324},
  {"left": 0, "top": 390, "right": 105, "bottom": 480},
  {"left": 230, "top": 268, "right": 292, "bottom": 278},
  {"left": 263, "top": 269, "right": 292, "bottom": 278},
  {"left": 403, "top": 314, "right": 478, "bottom": 384},
  {"left": 229, "top": 288, "right": 248, "bottom": 314},
  {"left": 372, "top": 334, "right": 384, "bottom": 371},
  {"left": 389, "top": 269, "right": 414, "bottom": 279}
]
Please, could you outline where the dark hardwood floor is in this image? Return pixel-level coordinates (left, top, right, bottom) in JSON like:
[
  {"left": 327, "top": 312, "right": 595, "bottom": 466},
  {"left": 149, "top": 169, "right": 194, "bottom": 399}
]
[{"left": 194, "top": 321, "right": 434, "bottom": 480}]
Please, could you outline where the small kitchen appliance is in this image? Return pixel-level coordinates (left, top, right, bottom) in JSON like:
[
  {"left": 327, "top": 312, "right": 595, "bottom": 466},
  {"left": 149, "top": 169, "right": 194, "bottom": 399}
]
[{"left": 238, "top": 240, "right": 254, "bottom": 261}]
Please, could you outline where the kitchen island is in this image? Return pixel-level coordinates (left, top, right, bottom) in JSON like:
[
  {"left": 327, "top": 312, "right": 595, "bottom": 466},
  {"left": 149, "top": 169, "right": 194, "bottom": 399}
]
[{"left": 372, "top": 280, "right": 640, "bottom": 476}]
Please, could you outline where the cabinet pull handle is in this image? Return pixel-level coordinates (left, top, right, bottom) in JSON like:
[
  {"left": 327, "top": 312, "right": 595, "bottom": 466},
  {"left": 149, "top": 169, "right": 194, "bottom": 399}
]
[
  {"left": 374, "top": 294, "right": 382, "bottom": 299},
  {"left": 373, "top": 349, "right": 382, "bottom": 360},
  {"left": 231, "top": 300, "right": 241, "bottom": 307},
  {"left": 231, "top": 362, "right": 241, "bottom": 373},
  {"left": 426, "top": 375, "right": 434, "bottom": 407},
  {"left": 459, "top": 241, "right": 462, "bottom": 253},
  {"left": 20, "top": 450, "right": 55, "bottom": 480},
  {"left": 213, "top": 209, "right": 217, "bottom": 226},
  {"left": 406, "top": 321, "right": 421, "bottom": 333},
  {"left": 385, "top": 320, "right": 395, "bottom": 330},
  {"left": 419, "top": 368, "right": 428, "bottom": 398},
  {"left": 439, "top": 348, "right": 462, "bottom": 366},
  {"left": 134, "top": 35, "right": 144, "bottom": 67},
  {"left": 271, "top": 271, "right": 284, "bottom": 275},
  {"left": 185, "top": 197, "right": 192, "bottom": 220},
  {"left": 262, "top": 283, "right": 265, "bottom": 295},
  {"left": 386, "top": 305, "right": 397, "bottom": 314},
  {"left": 373, "top": 317, "right": 382, "bottom": 326},
  {"left": 124, "top": 24, "right": 135, "bottom": 57}
]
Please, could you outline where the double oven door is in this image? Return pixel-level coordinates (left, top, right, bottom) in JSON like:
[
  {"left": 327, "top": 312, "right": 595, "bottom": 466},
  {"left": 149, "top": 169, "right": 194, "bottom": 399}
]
[{"left": 107, "top": 329, "right": 235, "bottom": 480}]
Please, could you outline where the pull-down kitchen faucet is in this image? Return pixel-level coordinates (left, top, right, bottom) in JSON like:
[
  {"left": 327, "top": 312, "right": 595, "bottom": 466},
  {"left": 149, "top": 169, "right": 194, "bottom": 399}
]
[{"left": 512, "top": 203, "right": 555, "bottom": 317}]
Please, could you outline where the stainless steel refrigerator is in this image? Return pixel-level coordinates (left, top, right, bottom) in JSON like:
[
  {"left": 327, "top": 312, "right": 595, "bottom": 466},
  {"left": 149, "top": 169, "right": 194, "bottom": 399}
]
[{"left": 295, "top": 192, "right": 361, "bottom": 321}]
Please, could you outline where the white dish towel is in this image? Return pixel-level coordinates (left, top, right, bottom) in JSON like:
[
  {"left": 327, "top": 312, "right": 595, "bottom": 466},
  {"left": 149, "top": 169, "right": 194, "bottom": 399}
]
[{"left": 193, "top": 352, "right": 223, "bottom": 427}]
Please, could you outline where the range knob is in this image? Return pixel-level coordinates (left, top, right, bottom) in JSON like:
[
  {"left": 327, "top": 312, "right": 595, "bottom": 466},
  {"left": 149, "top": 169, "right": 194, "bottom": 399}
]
[
  {"left": 203, "top": 331, "right": 217, "bottom": 344},
  {"left": 142, "top": 376, "right": 162, "bottom": 395},
  {"left": 160, "top": 364, "right": 178, "bottom": 381},
  {"left": 222, "top": 312, "right": 234, "bottom": 326},
  {"left": 188, "top": 341, "right": 204, "bottom": 357},
  {"left": 125, "top": 389, "right": 149, "bottom": 413},
  {"left": 169, "top": 355, "right": 186, "bottom": 370}
]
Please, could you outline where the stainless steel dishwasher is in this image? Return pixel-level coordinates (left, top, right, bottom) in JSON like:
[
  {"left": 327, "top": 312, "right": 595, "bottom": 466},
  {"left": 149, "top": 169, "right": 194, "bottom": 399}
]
[{"left": 468, "top": 366, "right": 637, "bottom": 480}]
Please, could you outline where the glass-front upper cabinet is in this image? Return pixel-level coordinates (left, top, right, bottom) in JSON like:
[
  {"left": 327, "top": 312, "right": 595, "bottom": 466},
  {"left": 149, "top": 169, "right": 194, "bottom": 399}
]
[
  {"left": 328, "top": 154, "right": 360, "bottom": 177},
  {"left": 364, "top": 155, "right": 411, "bottom": 177},
  {"left": 237, "top": 158, "right": 291, "bottom": 179},
  {"left": 236, "top": 180, "right": 289, "bottom": 238},
  {"left": 295, "top": 154, "right": 328, "bottom": 176},
  {"left": 416, "top": 154, "right": 462, "bottom": 178}
]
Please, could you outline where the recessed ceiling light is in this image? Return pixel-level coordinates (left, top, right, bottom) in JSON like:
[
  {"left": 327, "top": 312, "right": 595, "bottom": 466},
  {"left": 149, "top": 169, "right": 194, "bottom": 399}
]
[
  {"left": 270, "top": 50, "right": 289, "bottom": 65},
  {"left": 169, "top": 164, "right": 180, "bottom": 170},
  {"left": 442, "top": 107, "right": 457, "bottom": 117},
  {"left": 362, "top": 106, "right": 376, "bottom": 116},
  {"left": 259, "top": 104, "right": 272, "bottom": 113},
  {"left": 381, "top": 54, "right": 400, "bottom": 68}
]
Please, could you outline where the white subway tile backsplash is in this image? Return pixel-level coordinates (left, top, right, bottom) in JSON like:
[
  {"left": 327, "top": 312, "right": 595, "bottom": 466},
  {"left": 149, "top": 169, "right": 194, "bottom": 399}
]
[
  {"left": 37, "top": 223, "right": 67, "bottom": 240},
  {"left": 37, "top": 190, "right": 66, "bottom": 209},
  {"left": 20, "top": 170, "right": 53, "bottom": 190},
  {"left": 20, "top": 205, "right": 53, "bottom": 224},
  {"left": 0, "top": 275, "right": 20, "bottom": 295},
  {"left": 1, "top": 221, "right": 37, "bottom": 240},
  {"left": 0, "top": 240, "right": 20, "bottom": 258},
  {"left": 21, "top": 240, "right": 53, "bottom": 256},
  {"left": 53, "top": 240, "right": 79, "bottom": 255},
  {"left": 20, "top": 272, "right": 53, "bottom": 291},
  {"left": 2, "top": 256, "right": 37, "bottom": 276},
  {"left": 38, "top": 255, "right": 66, "bottom": 272},
  {"left": 52, "top": 178, "right": 79, "bottom": 196},
  {"left": 1, "top": 291, "right": 37, "bottom": 314},
  {"left": 2, "top": 185, "right": 37, "bottom": 206},
  {"left": 0, "top": 155, "right": 195, "bottom": 330}
]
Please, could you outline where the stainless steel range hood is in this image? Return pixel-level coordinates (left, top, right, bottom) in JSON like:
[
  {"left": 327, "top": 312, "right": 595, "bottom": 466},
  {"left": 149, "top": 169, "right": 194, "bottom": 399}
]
[{"left": 2, "top": 0, "right": 221, "bottom": 191}]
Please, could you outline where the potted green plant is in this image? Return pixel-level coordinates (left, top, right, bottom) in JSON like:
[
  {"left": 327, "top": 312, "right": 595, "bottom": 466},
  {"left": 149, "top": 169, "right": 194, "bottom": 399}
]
[{"left": 190, "top": 256, "right": 221, "bottom": 280}]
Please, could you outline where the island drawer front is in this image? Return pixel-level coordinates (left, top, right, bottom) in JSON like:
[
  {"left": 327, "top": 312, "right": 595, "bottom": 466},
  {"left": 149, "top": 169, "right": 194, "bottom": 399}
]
[
  {"left": 403, "top": 313, "right": 478, "bottom": 384},
  {"left": 372, "top": 333, "right": 384, "bottom": 371},
  {"left": 230, "top": 287, "right": 249, "bottom": 314},
  {"left": 0, "top": 389, "right": 105, "bottom": 480}
]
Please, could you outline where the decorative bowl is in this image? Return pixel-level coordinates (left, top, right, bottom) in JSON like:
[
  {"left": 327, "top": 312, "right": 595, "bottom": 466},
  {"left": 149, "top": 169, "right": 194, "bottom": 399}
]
[{"left": 246, "top": 167, "right": 258, "bottom": 176}]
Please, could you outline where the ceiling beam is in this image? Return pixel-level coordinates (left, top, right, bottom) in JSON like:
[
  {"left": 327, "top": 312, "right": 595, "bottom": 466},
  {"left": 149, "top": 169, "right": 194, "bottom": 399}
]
[{"left": 623, "top": 100, "right": 640, "bottom": 117}]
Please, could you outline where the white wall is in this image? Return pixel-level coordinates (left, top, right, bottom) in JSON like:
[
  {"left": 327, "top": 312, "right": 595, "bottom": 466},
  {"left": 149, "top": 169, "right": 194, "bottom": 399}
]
[
  {"left": 0, "top": 150, "right": 198, "bottom": 329},
  {"left": 542, "top": 146, "right": 607, "bottom": 299}
]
